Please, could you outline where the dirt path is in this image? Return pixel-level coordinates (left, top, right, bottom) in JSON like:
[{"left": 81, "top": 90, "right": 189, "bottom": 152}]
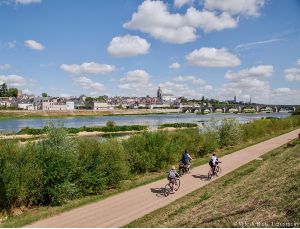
[{"left": 26, "top": 129, "right": 300, "bottom": 228}]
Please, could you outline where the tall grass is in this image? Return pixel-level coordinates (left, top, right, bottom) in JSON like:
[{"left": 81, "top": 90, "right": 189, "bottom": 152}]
[{"left": 1, "top": 115, "right": 300, "bottom": 213}]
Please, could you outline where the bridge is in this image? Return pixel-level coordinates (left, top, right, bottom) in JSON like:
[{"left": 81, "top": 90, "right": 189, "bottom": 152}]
[{"left": 181, "top": 104, "right": 297, "bottom": 113}]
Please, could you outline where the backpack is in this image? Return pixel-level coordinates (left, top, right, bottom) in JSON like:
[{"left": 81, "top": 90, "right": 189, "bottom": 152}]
[
  {"left": 209, "top": 159, "right": 213, "bottom": 167},
  {"left": 168, "top": 170, "right": 176, "bottom": 179},
  {"left": 183, "top": 153, "right": 189, "bottom": 163}
]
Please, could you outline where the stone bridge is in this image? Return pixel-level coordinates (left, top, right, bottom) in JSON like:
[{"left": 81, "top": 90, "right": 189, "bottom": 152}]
[{"left": 181, "top": 104, "right": 296, "bottom": 113}]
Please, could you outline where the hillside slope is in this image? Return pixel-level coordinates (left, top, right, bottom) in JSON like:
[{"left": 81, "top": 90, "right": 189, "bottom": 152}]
[{"left": 127, "top": 140, "right": 300, "bottom": 228}]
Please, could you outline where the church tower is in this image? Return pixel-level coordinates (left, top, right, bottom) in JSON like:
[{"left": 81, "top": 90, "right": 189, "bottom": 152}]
[{"left": 157, "top": 87, "right": 162, "bottom": 101}]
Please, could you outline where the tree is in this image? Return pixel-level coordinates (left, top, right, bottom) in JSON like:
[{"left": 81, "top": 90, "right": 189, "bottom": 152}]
[
  {"left": 7, "top": 88, "right": 18, "bottom": 97},
  {"left": 0, "top": 83, "right": 8, "bottom": 97},
  {"left": 292, "top": 106, "right": 300, "bottom": 115},
  {"left": 42, "top": 93, "right": 48, "bottom": 97}
]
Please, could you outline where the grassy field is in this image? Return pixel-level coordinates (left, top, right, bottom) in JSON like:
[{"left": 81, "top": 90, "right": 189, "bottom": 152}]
[{"left": 127, "top": 139, "right": 300, "bottom": 228}]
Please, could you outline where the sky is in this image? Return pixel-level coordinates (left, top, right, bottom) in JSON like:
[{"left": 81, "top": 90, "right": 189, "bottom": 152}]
[{"left": 0, "top": 0, "right": 300, "bottom": 105}]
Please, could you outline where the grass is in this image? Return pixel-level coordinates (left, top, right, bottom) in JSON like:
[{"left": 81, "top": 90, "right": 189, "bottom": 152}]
[
  {"left": 126, "top": 139, "right": 300, "bottom": 228},
  {"left": 158, "top": 123, "right": 198, "bottom": 129},
  {"left": 1, "top": 126, "right": 299, "bottom": 228}
]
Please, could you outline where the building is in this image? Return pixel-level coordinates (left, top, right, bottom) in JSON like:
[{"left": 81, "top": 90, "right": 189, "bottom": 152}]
[
  {"left": 66, "top": 101, "right": 75, "bottom": 110},
  {"left": 42, "top": 97, "right": 68, "bottom": 111},
  {"left": 156, "top": 87, "right": 177, "bottom": 103},
  {"left": 93, "top": 102, "right": 113, "bottom": 110}
]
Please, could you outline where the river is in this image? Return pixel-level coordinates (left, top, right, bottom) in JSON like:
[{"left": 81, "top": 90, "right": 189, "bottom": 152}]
[{"left": 0, "top": 112, "right": 291, "bottom": 133}]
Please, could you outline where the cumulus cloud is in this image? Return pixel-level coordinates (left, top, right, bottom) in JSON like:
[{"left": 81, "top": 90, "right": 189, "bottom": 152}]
[
  {"left": 225, "top": 65, "right": 274, "bottom": 80},
  {"left": 169, "top": 62, "right": 181, "bottom": 69},
  {"left": 0, "top": 64, "right": 10, "bottom": 70},
  {"left": 107, "top": 34, "right": 150, "bottom": 57},
  {"left": 217, "top": 64, "right": 275, "bottom": 103},
  {"left": 73, "top": 76, "right": 106, "bottom": 93},
  {"left": 284, "top": 68, "right": 300, "bottom": 82},
  {"left": 24, "top": 40, "right": 44, "bottom": 51},
  {"left": 297, "top": 59, "right": 300, "bottom": 66},
  {"left": 174, "top": 0, "right": 192, "bottom": 8},
  {"left": 118, "top": 69, "right": 155, "bottom": 96},
  {"left": 204, "top": 0, "right": 265, "bottom": 16},
  {"left": 61, "top": 62, "right": 115, "bottom": 75},
  {"left": 159, "top": 81, "right": 213, "bottom": 98},
  {"left": 186, "top": 47, "right": 241, "bottom": 67},
  {"left": 173, "top": 75, "right": 205, "bottom": 84},
  {"left": 123, "top": 1, "right": 238, "bottom": 44},
  {"left": 271, "top": 87, "right": 300, "bottom": 105},
  {"left": 0, "top": 75, "right": 27, "bottom": 87}
]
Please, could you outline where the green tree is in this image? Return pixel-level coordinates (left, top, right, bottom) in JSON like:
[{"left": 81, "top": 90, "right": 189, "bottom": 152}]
[
  {"left": 292, "top": 106, "right": 300, "bottom": 115},
  {"left": 42, "top": 93, "right": 48, "bottom": 97},
  {"left": 0, "top": 83, "right": 8, "bottom": 97},
  {"left": 7, "top": 88, "right": 18, "bottom": 97}
]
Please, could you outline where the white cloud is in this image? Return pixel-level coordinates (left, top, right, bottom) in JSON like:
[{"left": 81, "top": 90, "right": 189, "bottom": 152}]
[
  {"left": 0, "top": 64, "right": 10, "bottom": 70},
  {"left": 107, "top": 34, "right": 150, "bottom": 57},
  {"left": 24, "top": 39, "right": 44, "bottom": 51},
  {"left": 0, "top": 75, "right": 27, "bottom": 87},
  {"left": 61, "top": 62, "right": 115, "bottom": 75},
  {"left": 16, "top": 0, "right": 41, "bottom": 4},
  {"left": 204, "top": 0, "right": 265, "bottom": 16},
  {"left": 297, "top": 59, "right": 300, "bottom": 66},
  {"left": 225, "top": 65, "right": 274, "bottom": 80},
  {"left": 284, "top": 68, "right": 300, "bottom": 82},
  {"left": 169, "top": 62, "right": 181, "bottom": 69},
  {"left": 271, "top": 88, "right": 300, "bottom": 105},
  {"left": 159, "top": 81, "right": 213, "bottom": 98},
  {"left": 185, "top": 7, "right": 238, "bottom": 33},
  {"left": 73, "top": 76, "right": 106, "bottom": 93},
  {"left": 118, "top": 69, "right": 155, "bottom": 96},
  {"left": 123, "top": 1, "right": 238, "bottom": 44},
  {"left": 274, "top": 88, "right": 291, "bottom": 93},
  {"left": 174, "top": 0, "right": 192, "bottom": 8},
  {"left": 173, "top": 75, "right": 205, "bottom": 84},
  {"left": 22, "top": 89, "right": 33, "bottom": 95},
  {"left": 186, "top": 47, "right": 241, "bottom": 67}
]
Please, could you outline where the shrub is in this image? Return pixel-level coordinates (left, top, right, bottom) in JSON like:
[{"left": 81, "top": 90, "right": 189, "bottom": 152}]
[
  {"left": 36, "top": 125, "right": 79, "bottom": 206},
  {"left": 198, "top": 128, "right": 219, "bottom": 156},
  {"left": 159, "top": 123, "right": 198, "bottom": 129},
  {"left": 106, "top": 120, "right": 116, "bottom": 128},
  {"left": 218, "top": 119, "right": 242, "bottom": 147}
]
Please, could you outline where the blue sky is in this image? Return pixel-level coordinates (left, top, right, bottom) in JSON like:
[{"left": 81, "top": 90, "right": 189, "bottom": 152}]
[{"left": 0, "top": 0, "right": 300, "bottom": 104}]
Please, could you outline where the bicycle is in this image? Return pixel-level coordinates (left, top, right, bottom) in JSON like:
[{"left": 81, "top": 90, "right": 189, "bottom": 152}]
[
  {"left": 178, "top": 162, "right": 191, "bottom": 176},
  {"left": 164, "top": 177, "right": 180, "bottom": 197},
  {"left": 207, "top": 162, "right": 221, "bottom": 180}
]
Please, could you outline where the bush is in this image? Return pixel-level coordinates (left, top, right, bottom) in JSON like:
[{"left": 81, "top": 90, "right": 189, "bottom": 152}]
[
  {"left": 106, "top": 120, "right": 116, "bottom": 128},
  {"left": 198, "top": 128, "right": 219, "bottom": 156},
  {"left": 217, "top": 119, "right": 241, "bottom": 147},
  {"left": 36, "top": 125, "right": 79, "bottom": 206}
]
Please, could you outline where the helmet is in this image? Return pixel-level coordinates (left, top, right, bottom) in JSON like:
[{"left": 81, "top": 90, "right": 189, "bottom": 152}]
[{"left": 171, "top": 166, "right": 175, "bottom": 170}]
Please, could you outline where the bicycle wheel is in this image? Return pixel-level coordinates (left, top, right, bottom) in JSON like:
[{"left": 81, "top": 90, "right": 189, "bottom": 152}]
[
  {"left": 216, "top": 166, "right": 221, "bottom": 175},
  {"left": 208, "top": 170, "right": 213, "bottom": 180},
  {"left": 164, "top": 184, "right": 171, "bottom": 197},
  {"left": 174, "top": 179, "right": 180, "bottom": 191}
]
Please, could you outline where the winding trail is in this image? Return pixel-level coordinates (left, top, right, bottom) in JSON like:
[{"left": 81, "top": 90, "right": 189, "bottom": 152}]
[{"left": 26, "top": 129, "right": 300, "bottom": 228}]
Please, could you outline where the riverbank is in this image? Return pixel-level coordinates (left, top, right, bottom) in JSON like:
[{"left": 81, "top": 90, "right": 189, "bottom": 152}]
[
  {"left": 0, "top": 109, "right": 180, "bottom": 120},
  {"left": 1, "top": 116, "right": 300, "bottom": 227}
]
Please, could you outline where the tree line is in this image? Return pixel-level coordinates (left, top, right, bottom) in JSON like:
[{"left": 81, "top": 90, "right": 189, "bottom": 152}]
[{"left": 0, "top": 83, "right": 18, "bottom": 97}]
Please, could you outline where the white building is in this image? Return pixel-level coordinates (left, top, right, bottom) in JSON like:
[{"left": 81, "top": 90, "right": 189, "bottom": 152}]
[
  {"left": 18, "top": 103, "right": 34, "bottom": 110},
  {"left": 162, "top": 94, "right": 177, "bottom": 102},
  {"left": 93, "top": 102, "right": 113, "bottom": 110},
  {"left": 66, "top": 101, "right": 75, "bottom": 110}
]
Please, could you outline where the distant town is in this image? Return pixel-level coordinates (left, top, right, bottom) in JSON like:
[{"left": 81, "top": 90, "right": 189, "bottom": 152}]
[{"left": 0, "top": 83, "right": 296, "bottom": 113}]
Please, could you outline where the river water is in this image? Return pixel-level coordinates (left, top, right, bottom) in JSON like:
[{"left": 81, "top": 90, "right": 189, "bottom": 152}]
[{"left": 0, "top": 112, "right": 291, "bottom": 133}]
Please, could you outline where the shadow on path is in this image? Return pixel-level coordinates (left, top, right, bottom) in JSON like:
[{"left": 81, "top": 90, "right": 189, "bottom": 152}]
[
  {"left": 192, "top": 174, "right": 210, "bottom": 181},
  {"left": 150, "top": 188, "right": 166, "bottom": 198}
]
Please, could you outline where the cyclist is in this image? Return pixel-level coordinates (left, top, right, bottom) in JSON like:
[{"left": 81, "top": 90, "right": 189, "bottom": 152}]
[
  {"left": 168, "top": 166, "right": 180, "bottom": 193},
  {"left": 209, "top": 153, "right": 219, "bottom": 175},
  {"left": 180, "top": 149, "right": 193, "bottom": 171}
]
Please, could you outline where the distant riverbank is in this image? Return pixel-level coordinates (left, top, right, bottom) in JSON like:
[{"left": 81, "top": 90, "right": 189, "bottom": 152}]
[{"left": 0, "top": 109, "right": 180, "bottom": 120}]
